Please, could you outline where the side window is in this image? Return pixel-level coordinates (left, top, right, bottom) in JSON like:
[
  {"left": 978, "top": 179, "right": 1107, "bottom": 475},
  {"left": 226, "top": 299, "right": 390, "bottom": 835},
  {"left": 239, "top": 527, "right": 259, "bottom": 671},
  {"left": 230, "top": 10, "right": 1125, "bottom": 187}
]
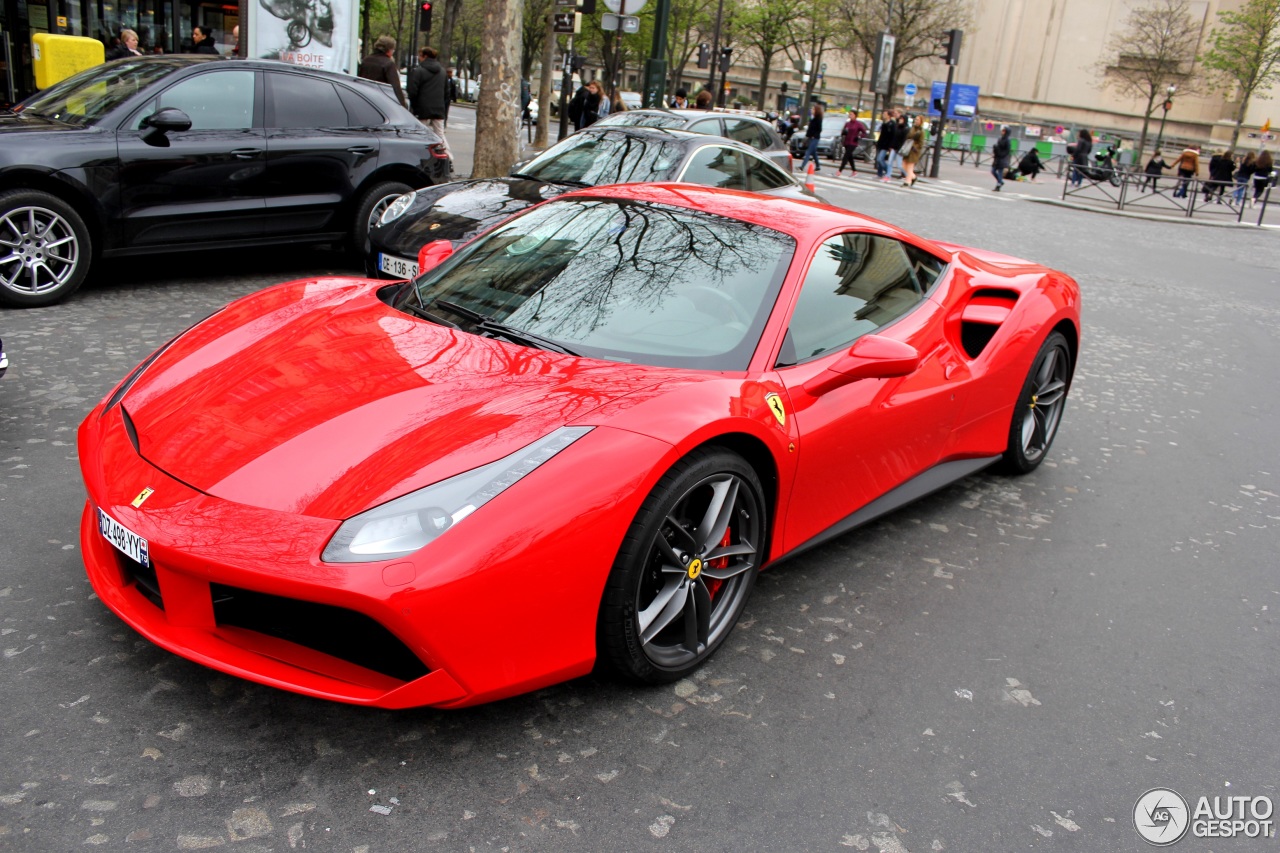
[
  {"left": 142, "top": 69, "right": 255, "bottom": 130},
  {"left": 744, "top": 153, "right": 792, "bottom": 191},
  {"left": 338, "top": 86, "right": 385, "bottom": 126},
  {"left": 680, "top": 146, "right": 747, "bottom": 190},
  {"left": 724, "top": 118, "right": 767, "bottom": 150},
  {"left": 268, "top": 73, "right": 350, "bottom": 128},
  {"left": 781, "top": 233, "right": 925, "bottom": 365},
  {"left": 688, "top": 118, "right": 723, "bottom": 137},
  {"left": 902, "top": 242, "right": 948, "bottom": 293}
]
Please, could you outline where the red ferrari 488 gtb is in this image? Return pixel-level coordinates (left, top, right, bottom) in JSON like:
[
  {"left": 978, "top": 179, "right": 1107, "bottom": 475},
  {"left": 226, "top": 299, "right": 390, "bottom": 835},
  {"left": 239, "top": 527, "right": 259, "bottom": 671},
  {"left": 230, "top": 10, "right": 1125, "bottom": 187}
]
[{"left": 79, "top": 184, "right": 1080, "bottom": 708}]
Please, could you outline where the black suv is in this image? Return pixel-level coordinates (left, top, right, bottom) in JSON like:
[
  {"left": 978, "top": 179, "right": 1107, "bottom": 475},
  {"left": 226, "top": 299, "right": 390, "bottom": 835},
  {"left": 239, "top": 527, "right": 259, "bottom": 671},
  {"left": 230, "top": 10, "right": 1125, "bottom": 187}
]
[{"left": 0, "top": 56, "right": 450, "bottom": 307}]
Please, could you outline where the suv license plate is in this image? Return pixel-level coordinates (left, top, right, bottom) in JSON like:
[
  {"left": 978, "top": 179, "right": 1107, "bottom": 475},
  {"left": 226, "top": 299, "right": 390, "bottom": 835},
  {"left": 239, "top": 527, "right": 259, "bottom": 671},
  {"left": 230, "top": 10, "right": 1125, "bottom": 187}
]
[{"left": 98, "top": 508, "right": 149, "bottom": 567}]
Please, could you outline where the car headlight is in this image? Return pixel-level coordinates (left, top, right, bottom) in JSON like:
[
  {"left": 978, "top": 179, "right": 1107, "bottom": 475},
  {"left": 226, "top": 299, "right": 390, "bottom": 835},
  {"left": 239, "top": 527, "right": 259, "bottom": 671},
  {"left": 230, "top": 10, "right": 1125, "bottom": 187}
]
[
  {"left": 321, "top": 426, "right": 593, "bottom": 563},
  {"left": 379, "top": 191, "right": 418, "bottom": 226}
]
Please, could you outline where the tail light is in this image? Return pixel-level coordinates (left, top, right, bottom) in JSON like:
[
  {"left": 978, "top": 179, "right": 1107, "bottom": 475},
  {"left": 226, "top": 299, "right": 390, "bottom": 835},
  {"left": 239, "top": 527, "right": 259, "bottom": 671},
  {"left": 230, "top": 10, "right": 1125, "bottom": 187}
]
[{"left": 429, "top": 143, "right": 449, "bottom": 159}]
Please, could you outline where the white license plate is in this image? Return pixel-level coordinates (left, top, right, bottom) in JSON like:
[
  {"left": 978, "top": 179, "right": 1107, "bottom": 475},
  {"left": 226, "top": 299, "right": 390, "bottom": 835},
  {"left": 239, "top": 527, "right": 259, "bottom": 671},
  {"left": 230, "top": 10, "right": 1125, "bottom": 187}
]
[
  {"left": 379, "top": 253, "right": 418, "bottom": 279},
  {"left": 98, "top": 507, "right": 149, "bottom": 567}
]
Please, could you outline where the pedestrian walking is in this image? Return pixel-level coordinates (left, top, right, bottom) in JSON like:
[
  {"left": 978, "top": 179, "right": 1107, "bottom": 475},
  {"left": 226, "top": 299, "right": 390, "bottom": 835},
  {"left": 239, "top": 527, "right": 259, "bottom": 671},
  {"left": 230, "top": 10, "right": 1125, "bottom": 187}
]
[
  {"left": 1171, "top": 146, "right": 1198, "bottom": 198},
  {"left": 567, "top": 80, "right": 605, "bottom": 130},
  {"left": 1232, "top": 152, "right": 1256, "bottom": 203},
  {"left": 1204, "top": 150, "right": 1234, "bottom": 203},
  {"left": 901, "top": 114, "right": 926, "bottom": 186},
  {"left": 1067, "top": 129, "right": 1092, "bottom": 186},
  {"left": 873, "top": 110, "right": 895, "bottom": 179},
  {"left": 991, "top": 126, "right": 1011, "bottom": 191},
  {"left": 359, "top": 36, "right": 407, "bottom": 108},
  {"left": 1142, "top": 150, "right": 1169, "bottom": 192},
  {"left": 1252, "top": 149, "right": 1274, "bottom": 202},
  {"left": 800, "top": 104, "right": 825, "bottom": 173},
  {"left": 407, "top": 47, "right": 452, "bottom": 159},
  {"left": 836, "top": 113, "right": 867, "bottom": 177},
  {"left": 886, "top": 112, "right": 908, "bottom": 181},
  {"left": 444, "top": 68, "right": 458, "bottom": 127}
]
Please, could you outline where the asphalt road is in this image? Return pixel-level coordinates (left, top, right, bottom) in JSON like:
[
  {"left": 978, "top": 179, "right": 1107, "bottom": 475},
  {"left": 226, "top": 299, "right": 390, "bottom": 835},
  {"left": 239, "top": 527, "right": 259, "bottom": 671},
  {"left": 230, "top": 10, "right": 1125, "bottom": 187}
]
[{"left": 1, "top": 129, "right": 1278, "bottom": 852}]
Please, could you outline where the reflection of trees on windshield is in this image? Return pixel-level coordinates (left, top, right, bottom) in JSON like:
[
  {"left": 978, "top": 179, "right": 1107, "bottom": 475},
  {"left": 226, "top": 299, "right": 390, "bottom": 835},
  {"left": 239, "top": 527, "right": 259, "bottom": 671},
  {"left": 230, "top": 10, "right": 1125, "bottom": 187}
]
[
  {"left": 523, "top": 132, "right": 685, "bottom": 186},
  {"left": 20, "top": 60, "right": 180, "bottom": 124},
  {"left": 412, "top": 199, "right": 793, "bottom": 369}
]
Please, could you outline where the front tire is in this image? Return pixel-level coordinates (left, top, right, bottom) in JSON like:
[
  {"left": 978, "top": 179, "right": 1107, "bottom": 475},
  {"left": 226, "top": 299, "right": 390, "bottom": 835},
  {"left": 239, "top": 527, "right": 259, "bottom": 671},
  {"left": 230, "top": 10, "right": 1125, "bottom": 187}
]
[
  {"left": 0, "top": 189, "right": 92, "bottom": 308},
  {"left": 1001, "top": 330, "right": 1073, "bottom": 474},
  {"left": 598, "top": 448, "right": 766, "bottom": 683},
  {"left": 351, "top": 181, "right": 412, "bottom": 255}
]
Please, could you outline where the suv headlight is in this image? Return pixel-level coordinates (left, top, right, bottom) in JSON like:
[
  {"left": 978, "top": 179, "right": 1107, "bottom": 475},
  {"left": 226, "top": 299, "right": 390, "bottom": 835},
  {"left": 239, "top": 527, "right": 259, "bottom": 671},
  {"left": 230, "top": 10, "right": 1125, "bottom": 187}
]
[
  {"left": 321, "top": 426, "right": 593, "bottom": 563},
  {"left": 379, "top": 191, "right": 418, "bottom": 226}
]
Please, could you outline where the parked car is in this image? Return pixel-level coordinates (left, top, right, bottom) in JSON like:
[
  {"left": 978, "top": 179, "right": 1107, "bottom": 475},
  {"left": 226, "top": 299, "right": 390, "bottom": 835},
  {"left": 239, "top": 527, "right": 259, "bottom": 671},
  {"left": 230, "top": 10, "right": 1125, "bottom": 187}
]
[
  {"left": 368, "top": 125, "right": 816, "bottom": 279},
  {"left": 595, "top": 108, "right": 794, "bottom": 172},
  {"left": 0, "top": 56, "right": 450, "bottom": 307},
  {"left": 788, "top": 114, "right": 874, "bottom": 164},
  {"left": 78, "top": 182, "right": 1080, "bottom": 708}
]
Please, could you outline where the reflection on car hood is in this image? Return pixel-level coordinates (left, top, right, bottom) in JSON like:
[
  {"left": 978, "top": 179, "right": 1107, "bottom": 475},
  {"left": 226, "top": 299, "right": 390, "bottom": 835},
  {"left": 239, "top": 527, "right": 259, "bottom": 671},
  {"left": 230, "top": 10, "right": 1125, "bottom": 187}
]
[
  {"left": 121, "top": 277, "right": 672, "bottom": 519},
  {"left": 0, "top": 113, "right": 85, "bottom": 134},
  {"left": 371, "top": 177, "right": 570, "bottom": 257}
]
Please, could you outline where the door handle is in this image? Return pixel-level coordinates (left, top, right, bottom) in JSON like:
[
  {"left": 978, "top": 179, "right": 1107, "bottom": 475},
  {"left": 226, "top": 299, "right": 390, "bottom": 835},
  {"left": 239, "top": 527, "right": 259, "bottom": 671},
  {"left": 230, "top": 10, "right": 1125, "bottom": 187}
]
[
  {"left": 347, "top": 146, "right": 375, "bottom": 154},
  {"left": 230, "top": 148, "right": 262, "bottom": 159}
]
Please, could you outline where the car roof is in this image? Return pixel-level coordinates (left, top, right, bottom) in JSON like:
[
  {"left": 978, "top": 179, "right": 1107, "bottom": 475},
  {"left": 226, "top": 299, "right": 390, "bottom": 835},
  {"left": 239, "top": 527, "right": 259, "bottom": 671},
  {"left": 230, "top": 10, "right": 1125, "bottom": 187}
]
[
  {"left": 575, "top": 125, "right": 769, "bottom": 155},
  {"left": 558, "top": 182, "right": 906, "bottom": 242},
  {"left": 627, "top": 108, "right": 773, "bottom": 125}
]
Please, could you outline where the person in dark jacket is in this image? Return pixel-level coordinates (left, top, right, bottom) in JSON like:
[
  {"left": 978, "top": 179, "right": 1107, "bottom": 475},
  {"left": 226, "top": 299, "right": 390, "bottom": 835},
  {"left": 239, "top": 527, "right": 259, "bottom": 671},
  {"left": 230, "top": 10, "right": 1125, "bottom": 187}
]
[
  {"left": 1142, "top": 150, "right": 1169, "bottom": 192},
  {"left": 190, "top": 25, "right": 219, "bottom": 54},
  {"left": 568, "top": 80, "right": 605, "bottom": 130},
  {"left": 800, "top": 104, "right": 825, "bottom": 173},
  {"left": 1016, "top": 147, "right": 1044, "bottom": 181},
  {"left": 105, "top": 29, "right": 142, "bottom": 60},
  {"left": 991, "top": 126, "right": 1011, "bottom": 191},
  {"left": 1203, "top": 150, "right": 1235, "bottom": 203},
  {"left": 407, "top": 47, "right": 451, "bottom": 157},
  {"left": 873, "top": 109, "right": 896, "bottom": 179},
  {"left": 1232, "top": 152, "right": 1256, "bottom": 203},
  {"left": 1067, "top": 129, "right": 1092, "bottom": 186},
  {"left": 885, "top": 112, "right": 908, "bottom": 181},
  {"left": 836, "top": 113, "right": 867, "bottom": 177},
  {"left": 358, "top": 36, "right": 407, "bottom": 108}
]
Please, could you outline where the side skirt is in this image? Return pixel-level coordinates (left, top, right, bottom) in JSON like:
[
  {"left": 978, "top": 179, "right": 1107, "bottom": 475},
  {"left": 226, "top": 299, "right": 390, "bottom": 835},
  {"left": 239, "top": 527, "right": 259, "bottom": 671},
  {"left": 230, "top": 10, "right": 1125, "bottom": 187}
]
[{"left": 775, "top": 455, "right": 1001, "bottom": 564}]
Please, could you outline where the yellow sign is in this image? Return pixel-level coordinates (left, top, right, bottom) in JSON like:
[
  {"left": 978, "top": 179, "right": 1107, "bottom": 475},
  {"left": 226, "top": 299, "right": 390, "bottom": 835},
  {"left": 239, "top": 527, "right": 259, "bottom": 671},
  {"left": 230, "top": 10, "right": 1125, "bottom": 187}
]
[
  {"left": 56, "top": 16, "right": 68, "bottom": 27},
  {"left": 765, "top": 392, "right": 786, "bottom": 427},
  {"left": 131, "top": 487, "right": 155, "bottom": 508},
  {"left": 1262, "top": 119, "right": 1272, "bottom": 134},
  {"left": 32, "top": 33, "right": 104, "bottom": 89}
]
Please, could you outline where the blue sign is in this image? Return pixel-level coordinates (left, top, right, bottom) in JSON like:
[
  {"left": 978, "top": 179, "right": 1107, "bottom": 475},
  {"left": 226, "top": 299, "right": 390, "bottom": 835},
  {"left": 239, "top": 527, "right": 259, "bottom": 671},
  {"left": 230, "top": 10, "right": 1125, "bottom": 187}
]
[
  {"left": 903, "top": 83, "right": 917, "bottom": 96},
  {"left": 927, "top": 81, "right": 980, "bottom": 119}
]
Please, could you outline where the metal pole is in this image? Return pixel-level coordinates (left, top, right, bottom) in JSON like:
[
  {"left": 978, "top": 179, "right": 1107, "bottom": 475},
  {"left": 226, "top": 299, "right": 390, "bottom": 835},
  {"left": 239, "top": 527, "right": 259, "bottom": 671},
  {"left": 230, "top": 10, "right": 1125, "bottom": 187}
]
[
  {"left": 707, "top": 0, "right": 724, "bottom": 98},
  {"left": 558, "top": 35, "right": 574, "bottom": 140},
  {"left": 642, "top": 0, "right": 672, "bottom": 108},
  {"left": 928, "top": 63, "right": 955, "bottom": 179}
]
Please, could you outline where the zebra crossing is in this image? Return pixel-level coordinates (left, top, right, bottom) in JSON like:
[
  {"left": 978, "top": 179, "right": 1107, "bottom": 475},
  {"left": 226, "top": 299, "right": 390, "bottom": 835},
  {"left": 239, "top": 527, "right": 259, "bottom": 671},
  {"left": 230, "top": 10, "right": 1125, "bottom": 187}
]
[{"left": 806, "top": 170, "right": 1032, "bottom": 202}]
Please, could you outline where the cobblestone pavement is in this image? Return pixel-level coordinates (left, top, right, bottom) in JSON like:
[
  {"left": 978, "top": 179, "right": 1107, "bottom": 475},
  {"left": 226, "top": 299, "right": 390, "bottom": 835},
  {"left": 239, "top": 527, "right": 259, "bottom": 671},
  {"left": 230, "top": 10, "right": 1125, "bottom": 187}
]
[{"left": 1, "top": 186, "right": 1278, "bottom": 851}]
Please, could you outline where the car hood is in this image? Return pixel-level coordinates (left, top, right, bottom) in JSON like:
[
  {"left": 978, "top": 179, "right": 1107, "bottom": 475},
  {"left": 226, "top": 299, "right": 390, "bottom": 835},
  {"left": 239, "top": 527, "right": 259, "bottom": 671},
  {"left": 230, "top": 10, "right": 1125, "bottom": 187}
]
[
  {"left": 120, "top": 278, "right": 675, "bottom": 519},
  {"left": 0, "top": 112, "right": 88, "bottom": 135},
  {"left": 372, "top": 177, "right": 571, "bottom": 256}
]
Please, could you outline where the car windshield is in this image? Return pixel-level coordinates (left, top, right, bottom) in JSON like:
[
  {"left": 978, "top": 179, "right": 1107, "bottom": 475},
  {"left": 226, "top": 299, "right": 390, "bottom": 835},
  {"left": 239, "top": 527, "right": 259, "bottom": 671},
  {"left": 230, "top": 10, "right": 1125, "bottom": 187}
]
[
  {"left": 596, "top": 112, "right": 686, "bottom": 130},
  {"left": 398, "top": 198, "right": 794, "bottom": 370},
  {"left": 516, "top": 130, "right": 686, "bottom": 185},
  {"left": 17, "top": 60, "right": 179, "bottom": 126}
]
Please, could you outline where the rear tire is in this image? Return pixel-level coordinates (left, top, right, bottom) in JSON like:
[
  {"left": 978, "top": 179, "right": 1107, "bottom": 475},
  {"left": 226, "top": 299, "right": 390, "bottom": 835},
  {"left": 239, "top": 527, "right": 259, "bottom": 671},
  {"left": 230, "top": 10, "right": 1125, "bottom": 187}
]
[
  {"left": 598, "top": 448, "right": 766, "bottom": 684},
  {"left": 1000, "top": 331, "right": 1073, "bottom": 474},
  {"left": 352, "top": 181, "right": 412, "bottom": 255},
  {"left": 0, "top": 189, "right": 92, "bottom": 308}
]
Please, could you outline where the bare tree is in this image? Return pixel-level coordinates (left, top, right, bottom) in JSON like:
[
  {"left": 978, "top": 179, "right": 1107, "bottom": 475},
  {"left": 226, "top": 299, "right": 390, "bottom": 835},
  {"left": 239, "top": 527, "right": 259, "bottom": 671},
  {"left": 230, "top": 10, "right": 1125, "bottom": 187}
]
[
  {"left": 666, "top": 0, "right": 716, "bottom": 93},
  {"left": 536, "top": 14, "right": 556, "bottom": 148},
  {"left": 521, "top": 0, "right": 555, "bottom": 79},
  {"left": 1203, "top": 0, "right": 1280, "bottom": 150},
  {"left": 437, "top": 0, "right": 465, "bottom": 72},
  {"left": 1096, "top": 0, "right": 1204, "bottom": 157},
  {"left": 842, "top": 0, "right": 972, "bottom": 112},
  {"left": 737, "top": 0, "right": 794, "bottom": 110},
  {"left": 786, "top": 0, "right": 847, "bottom": 112},
  {"left": 473, "top": 0, "right": 523, "bottom": 178}
]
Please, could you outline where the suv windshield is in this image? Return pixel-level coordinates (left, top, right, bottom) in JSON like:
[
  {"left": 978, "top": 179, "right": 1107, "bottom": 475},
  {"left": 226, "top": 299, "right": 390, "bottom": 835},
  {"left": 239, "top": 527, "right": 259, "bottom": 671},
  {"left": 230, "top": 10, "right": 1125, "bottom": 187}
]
[
  {"left": 517, "top": 130, "right": 686, "bottom": 186},
  {"left": 398, "top": 198, "right": 794, "bottom": 370},
  {"left": 18, "top": 59, "right": 180, "bottom": 126}
]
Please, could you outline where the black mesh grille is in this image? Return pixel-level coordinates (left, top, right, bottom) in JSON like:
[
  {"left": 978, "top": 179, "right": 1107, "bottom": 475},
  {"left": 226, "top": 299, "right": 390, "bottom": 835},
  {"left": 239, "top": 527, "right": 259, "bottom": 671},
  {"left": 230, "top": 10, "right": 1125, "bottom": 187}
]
[
  {"left": 210, "top": 584, "right": 429, "bottom": 683},
  {"left": 117, "top": 553, "right": 164, "bottom": 610}
]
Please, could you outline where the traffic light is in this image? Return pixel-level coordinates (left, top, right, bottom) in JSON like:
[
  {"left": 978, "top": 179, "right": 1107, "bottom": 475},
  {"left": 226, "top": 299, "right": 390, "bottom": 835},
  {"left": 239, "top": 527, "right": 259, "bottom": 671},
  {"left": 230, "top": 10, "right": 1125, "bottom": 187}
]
[
  {"left": 944, "top": 29, "right": 962, "bottom": 66},
  {"left": 696, "top": 43, "right": 710, "bottom": 69},
  {"left": 419, "top": 1, "right": 433, "bottom": 33},
  {"left": 780, "top": 81, "right": 788, "bottom": 93},
  {"left": 719, "top": 46, "right": 732, "bottom": 74}
]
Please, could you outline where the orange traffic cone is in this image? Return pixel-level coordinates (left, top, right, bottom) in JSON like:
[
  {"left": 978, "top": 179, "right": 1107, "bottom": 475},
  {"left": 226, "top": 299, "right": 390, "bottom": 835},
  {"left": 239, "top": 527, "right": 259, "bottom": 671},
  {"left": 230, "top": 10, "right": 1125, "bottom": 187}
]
[{"left": 805, "top": 160, "right": 815, "bottom": 193}]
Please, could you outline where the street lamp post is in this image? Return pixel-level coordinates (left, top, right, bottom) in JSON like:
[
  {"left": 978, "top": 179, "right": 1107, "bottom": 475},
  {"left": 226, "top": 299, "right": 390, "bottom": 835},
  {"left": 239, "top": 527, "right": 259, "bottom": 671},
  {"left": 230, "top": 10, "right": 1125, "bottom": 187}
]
[{"left": 1154, "top": 84, "right": 1176, "bottom": 155}]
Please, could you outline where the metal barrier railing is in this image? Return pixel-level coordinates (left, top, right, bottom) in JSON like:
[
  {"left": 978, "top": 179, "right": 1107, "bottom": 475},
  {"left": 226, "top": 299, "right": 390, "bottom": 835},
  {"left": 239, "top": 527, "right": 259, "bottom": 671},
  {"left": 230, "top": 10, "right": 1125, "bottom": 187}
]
[{"left": 1060, "top": 167, "right": 1274, "bottom": 226}]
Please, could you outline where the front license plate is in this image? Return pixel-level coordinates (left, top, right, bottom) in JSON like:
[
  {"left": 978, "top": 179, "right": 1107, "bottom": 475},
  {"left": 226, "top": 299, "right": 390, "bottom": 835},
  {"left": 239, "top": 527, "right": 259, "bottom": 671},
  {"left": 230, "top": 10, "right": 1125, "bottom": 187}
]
[
  {"left": 98, "top": 508, "right": 149, "bottom": 567},
  {"left": 379, "top": 253, "right": 418, "bottom": 279}
]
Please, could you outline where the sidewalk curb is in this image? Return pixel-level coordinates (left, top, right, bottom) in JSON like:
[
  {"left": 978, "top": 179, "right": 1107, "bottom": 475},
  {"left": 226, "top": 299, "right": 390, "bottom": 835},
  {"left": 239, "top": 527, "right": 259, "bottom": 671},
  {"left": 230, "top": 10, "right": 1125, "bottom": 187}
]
[{"left": 1029, "top": 197, "right": 1279, "bottom": 230}]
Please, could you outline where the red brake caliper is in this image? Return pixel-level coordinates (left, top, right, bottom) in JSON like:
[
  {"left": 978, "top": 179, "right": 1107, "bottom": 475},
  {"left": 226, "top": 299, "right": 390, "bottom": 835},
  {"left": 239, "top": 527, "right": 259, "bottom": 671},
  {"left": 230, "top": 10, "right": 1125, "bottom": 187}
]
[{"left": 703, "top": 528, "right": 732, "bottom": 599}]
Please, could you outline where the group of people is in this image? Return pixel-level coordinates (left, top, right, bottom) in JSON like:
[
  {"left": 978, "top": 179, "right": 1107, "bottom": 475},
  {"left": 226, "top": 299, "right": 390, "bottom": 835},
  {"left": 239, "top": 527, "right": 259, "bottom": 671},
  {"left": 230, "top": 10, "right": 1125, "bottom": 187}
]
[
  {"left": 103, "top": 23, "right": 227, "bottom": 60},
  {"left": 1144, "top": 146, "right": 1275, "bottom": 204},
  {"left": 358, "top": 37, "right": 458, "bottom": 159},
  {"left": 787, "top": 106, "right": 926, "bottom": 185}
]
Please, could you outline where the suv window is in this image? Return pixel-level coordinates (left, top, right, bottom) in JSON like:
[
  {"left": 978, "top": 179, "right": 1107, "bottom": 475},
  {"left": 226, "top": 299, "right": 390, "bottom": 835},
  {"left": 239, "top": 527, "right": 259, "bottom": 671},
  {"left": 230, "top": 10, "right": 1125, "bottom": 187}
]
[
  {"left": 141, "top": 69, "right": 256, "bottom": 130},
  {"left": 724, "top": 118, "right": 770, "bottom": 150},
  {"left": 687, "top": 118, "right": 723, "bottom": 137},
  {"left": 268, "top": 73, "right": 349, "bottom": 128},
  {"left": 681, "top": 146, "right": 747, "bottom": 190},
  {"left": 781, "top": 233, "right": 926, "bottom": 364},
  {"left": 744, "top": 153, "right": 792, "bottom": 191},
  {"left": 337, "top": 86, "right": 386, "bottom": 126}
]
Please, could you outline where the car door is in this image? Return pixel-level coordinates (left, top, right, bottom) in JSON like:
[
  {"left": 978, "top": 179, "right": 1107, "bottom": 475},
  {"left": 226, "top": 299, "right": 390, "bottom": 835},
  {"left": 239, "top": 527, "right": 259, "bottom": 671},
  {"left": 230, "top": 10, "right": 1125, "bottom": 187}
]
[
  {"left": 773, "top": 231, "right": 966, "bottom": 554},
  {"left": 262, "top": 71, "right": 381, "bottom": 237},
  {"left": 114, "top": 67, "right": 266, "bottom": 248}
]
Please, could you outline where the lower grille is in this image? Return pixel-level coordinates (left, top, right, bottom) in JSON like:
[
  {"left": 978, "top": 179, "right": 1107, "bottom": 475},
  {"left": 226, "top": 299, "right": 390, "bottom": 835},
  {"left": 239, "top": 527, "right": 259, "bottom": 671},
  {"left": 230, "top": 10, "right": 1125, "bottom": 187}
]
[
  {"left": 210, "top": 585, "right": 429, "bottom": 683},
  {"left": 117, "top": 553, "right": 164, "bottom": 610}
]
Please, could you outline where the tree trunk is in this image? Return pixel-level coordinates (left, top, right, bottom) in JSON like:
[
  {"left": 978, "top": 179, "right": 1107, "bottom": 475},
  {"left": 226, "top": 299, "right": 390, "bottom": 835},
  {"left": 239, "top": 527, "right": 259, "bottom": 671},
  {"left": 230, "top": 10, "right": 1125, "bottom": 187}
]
[
  {"left": 473, "top": 0, "right": 523, "bottom": 179},
  {"left": 1139, "top": 92, "right": 1155, "bottom": 158},
  {"left": 1231, "top": 94, "right": 1250, "bottom": 151},
  {"left": 757, "top": 55, "right": 772, "bottom": 112},
  {"left": 536, "top": 13, "right": 556, "bottom": 148},
  {"left": 438, "top": 0, "right": 465, "bottom": 71}
]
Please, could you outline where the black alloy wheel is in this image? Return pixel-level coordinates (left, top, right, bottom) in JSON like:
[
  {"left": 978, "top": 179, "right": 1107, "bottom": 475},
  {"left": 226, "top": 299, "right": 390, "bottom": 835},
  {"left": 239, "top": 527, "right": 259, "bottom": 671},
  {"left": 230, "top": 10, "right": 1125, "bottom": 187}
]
[
  {"left": 1002, "top": 330, "right": 1073, "bottom": 474},
  {"left": 599, "top": 448, "right": 765, "bottom": 683},
  {"left": 352, "top": 181, "right": 413, "bottom": 253}
]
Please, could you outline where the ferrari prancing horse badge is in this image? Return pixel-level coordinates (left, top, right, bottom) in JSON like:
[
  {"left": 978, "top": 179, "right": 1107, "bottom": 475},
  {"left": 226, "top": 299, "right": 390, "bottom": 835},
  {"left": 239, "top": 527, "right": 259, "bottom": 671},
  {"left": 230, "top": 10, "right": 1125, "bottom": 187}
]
[{"left": 765, "top": 393, "right": 785, "bottom": 428}]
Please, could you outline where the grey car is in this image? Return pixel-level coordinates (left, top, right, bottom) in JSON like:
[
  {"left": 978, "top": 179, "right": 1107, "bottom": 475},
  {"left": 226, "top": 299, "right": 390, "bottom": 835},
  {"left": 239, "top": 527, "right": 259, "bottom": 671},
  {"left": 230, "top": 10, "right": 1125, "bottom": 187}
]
[{"left": 594, "top": 109, "right": 794, "bottom": 172}]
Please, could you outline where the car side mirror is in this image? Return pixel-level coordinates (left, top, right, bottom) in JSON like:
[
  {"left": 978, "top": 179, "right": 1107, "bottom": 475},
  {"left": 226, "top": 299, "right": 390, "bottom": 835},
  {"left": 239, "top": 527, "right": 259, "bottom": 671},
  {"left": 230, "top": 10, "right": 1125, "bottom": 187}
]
[
  {"left": 140, "top": 108, "right": 192, "bottom": 146},
  {"left": 802, "top": 334, "right": 920, "bottom": 397},
  {"left": 417, "top": 239, "right": 454, "bottom": 274},
  {"left": 509, "top": 160, "right": 530, "bottom": 176}
]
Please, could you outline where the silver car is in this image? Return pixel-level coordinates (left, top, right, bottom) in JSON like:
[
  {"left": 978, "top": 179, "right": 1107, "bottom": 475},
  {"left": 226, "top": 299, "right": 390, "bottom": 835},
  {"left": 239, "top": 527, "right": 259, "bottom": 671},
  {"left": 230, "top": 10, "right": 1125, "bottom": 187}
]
[{"left": 595, "top": 109, "right": 794, "bottom": 172}]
